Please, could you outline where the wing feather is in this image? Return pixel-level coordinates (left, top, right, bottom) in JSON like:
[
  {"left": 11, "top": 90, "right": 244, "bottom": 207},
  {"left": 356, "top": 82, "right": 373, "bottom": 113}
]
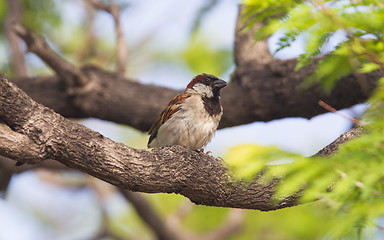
[{"left": 147, "top": 93, "right": 190, "bottom": 146}]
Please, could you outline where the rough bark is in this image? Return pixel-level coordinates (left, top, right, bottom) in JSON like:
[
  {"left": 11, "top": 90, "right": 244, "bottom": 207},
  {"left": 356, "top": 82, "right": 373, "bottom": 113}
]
[
  {"left": 10, "top": 65, "right": 379, "bottom": 132},
  {"left": 11, "top": 67, "right": 178, "bottom": 132},
  {"left": 0, "top": 73, "right": 299, "bottom": 211},
  {"left": 8, "top": 8, "right": 381, "bottom": 132},
  {"left": 0, "top": 72, "right": 366, "bottom": 211},
  {"left": 234, "top": 7, "right": 272, "bottom": 66},
  {"left": 0, "top": 4, "right": 378, "bottom": 213},
  {"left": 316, "top": 127, "right": 363, "bottom": 156}
]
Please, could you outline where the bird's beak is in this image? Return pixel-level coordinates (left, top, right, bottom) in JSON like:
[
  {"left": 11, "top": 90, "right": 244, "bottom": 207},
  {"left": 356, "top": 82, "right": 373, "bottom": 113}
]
[{"left": 213, "top": 79, "right": 227, "bottom": 89}]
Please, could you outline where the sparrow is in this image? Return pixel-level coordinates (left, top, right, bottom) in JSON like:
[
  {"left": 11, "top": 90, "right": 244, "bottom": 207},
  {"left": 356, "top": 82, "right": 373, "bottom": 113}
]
[{"left": 147, "top": 73, "right": 227, "bottom": 151}]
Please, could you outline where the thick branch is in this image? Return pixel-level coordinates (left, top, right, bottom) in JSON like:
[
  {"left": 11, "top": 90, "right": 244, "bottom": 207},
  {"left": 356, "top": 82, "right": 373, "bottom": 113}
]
[
  {"left": 234, "top": 6, "right": 272, "bottom": 66},
  {"left": 0, "top": 124, "right": 43, "bottom": 163},
  {"left": 0, "top": 155, "right": 68, "bottom": 174},
  {"left": 11, "top": 19, "right": 381, "bottom": 131},
  {"left": 316, "top": 127, "right": 363, "bottom": 156},
  {"left": 11, "top": 67, "right": 178, "bottom": 131},
  {"left": 0, "top": 73, "right": 298, "bottom": 211},
  {"left": 10, "top": 65, "right": 380, "bottom": 132},
  {"left": 0, "top": 72, "right": 367, "bottom": 212}
]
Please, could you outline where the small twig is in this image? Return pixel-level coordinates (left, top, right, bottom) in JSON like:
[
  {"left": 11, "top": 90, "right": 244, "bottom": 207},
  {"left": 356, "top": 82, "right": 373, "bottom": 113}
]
[
  {"left": 318, "top": 100, "right": 360, "bottom": 125},
  {"left": 191, "top": 0, "right": 219, "bottom": 34},
  {"left": 86, "top": 0, "right": 127, "bottom": 77},
  {"left": 109, "top": 0, "right": 127, "bottom": 77},
  {"left": 119, "top": 189, "right": 182, "bottom": 240},
  {"left": 375, "top": 224, "right": 384, "bottom": 231},
  {"left": 78, "top": 3, "right": 97, "bottom": 62},
  {"left": 166, "top": 200, "right": 244, "bottom": 240},
  {"left": 4, "top": 0, "right": 27, "bottom": 77},
  {"left": 86, "top": 0, "right": 110, "bottom": 11},
  {"left": 88, "top": 179, "right": 125, "bottom": 240},
  {"left": 167, "top": 199, "right": 194, "bottom": 228},
  {"left": 13, "top": 23, "right": 89, "bottom": 88},
  {"left": 200, "top": 209, "right": 245, "bottom": 240}
]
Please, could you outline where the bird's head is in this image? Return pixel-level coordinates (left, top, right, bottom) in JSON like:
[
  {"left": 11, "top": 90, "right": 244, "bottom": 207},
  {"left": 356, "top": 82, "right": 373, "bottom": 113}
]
[{"left": 186, "top": 73, "right": 227, "bottom": 99}]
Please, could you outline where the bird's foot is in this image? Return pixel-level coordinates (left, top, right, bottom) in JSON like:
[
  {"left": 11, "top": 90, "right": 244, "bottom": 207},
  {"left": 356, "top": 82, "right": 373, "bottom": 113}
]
[{"left": 195, "top": 149, "right": 211, "bottom": 155}]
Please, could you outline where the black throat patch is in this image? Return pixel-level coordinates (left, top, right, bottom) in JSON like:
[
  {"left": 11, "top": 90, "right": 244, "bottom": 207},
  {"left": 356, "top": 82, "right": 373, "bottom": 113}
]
[{"left": 202, "top": 96, "right": 222, "bottom": 116}]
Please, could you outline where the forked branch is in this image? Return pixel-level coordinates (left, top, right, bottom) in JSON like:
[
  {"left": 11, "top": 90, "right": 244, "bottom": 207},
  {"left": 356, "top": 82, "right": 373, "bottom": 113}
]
[
  {"left": 0, "top": 72, "right": 364, "bottom": 211},
  {"left": 0, "top": 72, "right": 297, "bottom": 211}
]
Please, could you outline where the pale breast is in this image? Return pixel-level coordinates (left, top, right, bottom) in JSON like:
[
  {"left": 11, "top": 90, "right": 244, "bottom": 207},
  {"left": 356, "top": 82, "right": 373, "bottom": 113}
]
[{"left": 151, "top": 95, "right": 222, "bottom": 150}]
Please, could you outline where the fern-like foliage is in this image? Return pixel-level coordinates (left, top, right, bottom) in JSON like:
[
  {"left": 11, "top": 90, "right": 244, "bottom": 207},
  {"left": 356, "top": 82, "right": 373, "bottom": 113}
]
[
  {"left": 226, "top": 98, "right": 384, "bottom": 238},
  {"left": 244, "top": 0, "right": 384, "bottom": 91},
  {"left": 226, "top": 0, "right": 384, "bottom": 238}
]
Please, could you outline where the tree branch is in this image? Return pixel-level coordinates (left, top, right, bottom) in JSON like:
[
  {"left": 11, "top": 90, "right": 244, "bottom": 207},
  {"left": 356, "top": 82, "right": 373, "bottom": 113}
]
[
  {"left": 86, "top": 0, "right": 127, "bottom": 77},
  {"left": 200, "top": 209, "right": 244, "bottom": 240},
  {"left": 0, "top": 72, "right": 299, "bottom": 211},
  {"left": 316, "top": 127, "right": 363, "bottom": 156},
  {"left": 0, "top": 124, "right": 44, "bottom": 164},
  {"left": 11, "top": 67, "right": 178, "bottom": 132},
  {"left": 120, "top": 189, "right": 182, "bottom": 240},
  {"left": 10, "top": 15, "right": 381, "bottom": 132},
  {"left": 12, "top": 23, "right": 89, "bottom": 87},
  {"left": 234, "top": 5, "right": 272, "bottom": 66},
  {"left": 4, "top": 0, "right": 27, "bottom": 77},
  {"left": 0, "top": 71, "right": 369, "bottom": 213},
  {"left": 0, "top": 152, "right": 239, "bottom": 240},
  {"left": 0, "top": 167, "right": 12, "bottom": 197},
  {"left": 10, "top": 63, "right": 380, "bottom": 131},
  {"left": 85, "top": 0, "right": 110, "bottom": 11},
  {"left": 0, "top": 155, "right": 69, "bottom": 174},
  {"left": 191, "top": 0, "right": 219, "bottom": 34}
]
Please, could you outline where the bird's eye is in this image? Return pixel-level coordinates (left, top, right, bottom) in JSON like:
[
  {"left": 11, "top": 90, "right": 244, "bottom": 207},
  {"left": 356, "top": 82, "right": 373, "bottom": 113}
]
[{"left": 203, "top": 78, "right": 211, "bottom": 85}]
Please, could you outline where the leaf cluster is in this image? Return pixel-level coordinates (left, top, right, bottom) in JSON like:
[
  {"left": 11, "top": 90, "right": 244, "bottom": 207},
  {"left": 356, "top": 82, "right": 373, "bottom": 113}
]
[
  {"left": 244, "top": 0, "right": 384, "bottom": 92},
  {"left": 226, "top": 108, "right": 384, "bottom": 238},
  {"left": 229, "top": 2, "right": 384, "bottom": 237}
]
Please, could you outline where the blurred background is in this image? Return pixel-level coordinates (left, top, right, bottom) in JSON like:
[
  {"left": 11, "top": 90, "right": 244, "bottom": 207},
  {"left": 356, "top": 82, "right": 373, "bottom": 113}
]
[{"left": 0, "top": 0, "right": 376, "bottom": 239}]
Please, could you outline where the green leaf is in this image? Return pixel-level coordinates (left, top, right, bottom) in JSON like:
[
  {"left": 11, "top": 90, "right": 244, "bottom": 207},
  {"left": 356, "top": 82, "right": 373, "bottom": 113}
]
[
  {"left": 303, "top": 51, "right": 354, "bottom": 92},
  {"left": 358, "top": 63, "right": 380, "bottom": 73},
  {"left": 225, "top": 144, "right": 300, "bottom": 180}
]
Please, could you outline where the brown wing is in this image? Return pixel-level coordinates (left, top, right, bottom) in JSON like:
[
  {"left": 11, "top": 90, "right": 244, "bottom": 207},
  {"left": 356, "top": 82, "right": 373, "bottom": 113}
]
[{"left": 148, "top": 93, "right": 190, "bottom": 145}]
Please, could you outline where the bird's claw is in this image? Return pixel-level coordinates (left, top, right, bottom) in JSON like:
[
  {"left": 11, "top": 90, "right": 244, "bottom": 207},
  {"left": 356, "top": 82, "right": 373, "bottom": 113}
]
[{"left": 195, "top": 149, "right": 211, "bottom": 155}]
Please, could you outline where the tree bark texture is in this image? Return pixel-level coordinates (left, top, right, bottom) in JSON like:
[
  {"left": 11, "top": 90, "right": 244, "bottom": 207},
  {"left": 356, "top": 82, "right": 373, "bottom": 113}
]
[
  {"left": 11, "top": 60, "right": 380, "bottom": 132},
  {"left": 0, "top": 5, "right": 380, "bottom": 212},
  {"left": 0, "top": 74, "right": 301, "bottom": 210},
  {"left": 8, "top": 7, "right": 381, "bottom": 133},
  {"left": 0, "top": 71, "right": 365, "bottom": 211}
]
